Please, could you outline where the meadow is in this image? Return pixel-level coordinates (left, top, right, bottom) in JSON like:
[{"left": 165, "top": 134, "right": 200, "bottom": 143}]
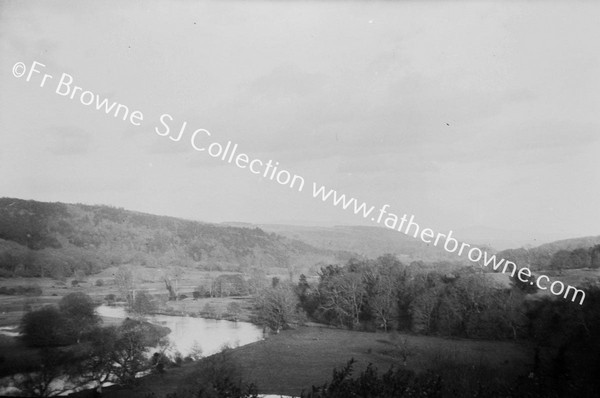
[{"left": 88, "top": 326, "right": 532, "bottom": 398}]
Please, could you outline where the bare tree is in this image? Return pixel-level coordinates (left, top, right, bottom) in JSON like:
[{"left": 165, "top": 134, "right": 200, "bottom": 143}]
[
  {"left": 163, "top": 267, "right": 184, "bottom": 300},
  {"left": 409, "top": 289, "right": 438, "bottom": 334},
  {"left": 320, "top": 272, "right": 366, "bottom": 327},
  {"left": 370, "top": 273, "right": 399, "bottom": 332},
  {"left": 256, "top": 283, "right": 301, "bottom": 333},
  {"left": 114, "top": 266, "right": 136, "bottom": 308},
  {"left": 163, "top": 275, "right": 177, "bottom": 301}
]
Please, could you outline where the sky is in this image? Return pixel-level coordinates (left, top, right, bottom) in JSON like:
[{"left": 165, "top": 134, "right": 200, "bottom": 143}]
[{"left": 0, "top": 0, "right": 599, "bottom": 240}]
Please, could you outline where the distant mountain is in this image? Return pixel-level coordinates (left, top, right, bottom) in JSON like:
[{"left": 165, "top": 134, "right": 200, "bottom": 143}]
[
  {"left": 452, "top": 225, "right": 570, "bottom": 251},
  {"left": 257, "top": 224, "right": 487, "bottom": 264},
  {"left": 0, "top": 198, "right": 348, "bottom": 279}
]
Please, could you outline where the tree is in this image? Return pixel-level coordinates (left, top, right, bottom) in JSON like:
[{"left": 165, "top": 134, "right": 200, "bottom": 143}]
[
  {"left": 20, "top": 306, "right": 67, "bottom": 347},
  {"left": 164, "top": 274, "right": 177, "bottom": 301},
  {"left": 212, "top": 274, "right": 249, "bottom": 297},
  {"left": 511, "top": 273, "right": 539, "bottom": 294},
  {"left": 58, "top": 292, "right": 100, "bottom": 342},
  {"left": 247, "top": 267, "right": 268, "bottom": 295},
  {"left": 163, "top": 267, "right": 184, "bottom": 300},
  {"left": 409, "top": 289, "right": 439, "bottom": 334},
  {"left": 227, "top": 302, "right": 242, "bottom": 320},
  {"left": 114, "top": 266, "right": 136, "bottom": 307},
  {"left": 550, "top": 250, "right": 571, "bottom": 270},
  {"left": 500, "top": 289, "right": 529, "bottom": 340},
  {"left": 319, "top": 272, "right": 366, "bottom": 328},
  {"left": 73, "top": 269, "right": 87, "bottom": 282},
  {"left": 74, "top": 326, "right": 120, "bottom": 391},
  {"left": 21, "top": 293, "right": 100, "bottom": 347},
  {"left": 12, "top": 348, "right": 76, "bottom": 397},
  {"left": 591, "top": 245, "right": 600, "bottom": 269},
  {"left": 271, "top": 277, "right": 280, "bottom": 288},
  {"left": 368, "top": 263, "right": 403, "bottom": 332},
  {"left": 74, "top": 320, "right": 170, "bottom": 389},
  {"left": 370, "top": 279, "right": 398, "bottom": 332},
  {"left": 256, "top": 283, "right": 302, "bottom": 332},
  {"left": 110, "top": 319, "right": 169, "bottom": 385},
  {"left": 296, "top": 274, "right": 319, "bottom": 317},
  {"left": 571, "top": 248, "right": 592, "bottom": 269},
  {"left": 132, "top": 290, "right": 157, "bottom": 314}
]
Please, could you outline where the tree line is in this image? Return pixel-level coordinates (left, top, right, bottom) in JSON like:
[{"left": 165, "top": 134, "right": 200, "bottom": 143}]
[
  {"left": 256, "top": 254, "right": 530, "bottom": 340},
  {"left": 253, "top": 253, "right": 600, "bottom": 397}
]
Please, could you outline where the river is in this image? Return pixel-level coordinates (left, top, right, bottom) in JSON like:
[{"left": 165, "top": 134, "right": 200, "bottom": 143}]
[
  {"left": 0, "top": 306, "right": 286, "bottom": 397},
  {"left": 95, "top": 305, "right": 264, "bottom": 358}
]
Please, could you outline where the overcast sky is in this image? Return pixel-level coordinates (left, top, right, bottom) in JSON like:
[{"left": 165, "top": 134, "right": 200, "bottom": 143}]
[{"left": 1, "top": 1, "right": 599, "bottom": 239}]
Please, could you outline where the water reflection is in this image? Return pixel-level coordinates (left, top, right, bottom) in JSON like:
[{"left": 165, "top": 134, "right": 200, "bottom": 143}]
[{"left": 95, "top": 305, "right": 263, "bottom": 357}]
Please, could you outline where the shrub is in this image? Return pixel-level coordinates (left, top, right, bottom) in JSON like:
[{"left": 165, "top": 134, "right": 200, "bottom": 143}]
[
  {"left": 95, "top": 279, "right": 104, "bottom": 287},
  {"left": 71, "top": 280, "right": 79, "bottom": 287},
  {"left": 226, "top": 302, "right": 242, "bottom": 320},
  {"left": 202, "top": 303, "right": 218, "bottom": 318},
  {"left": 0, "top": 285, "right": 42, "bottom": 296},
  {"left": 195, "top": 285, "right": 211, "bottom": 298},
  {"left": 132, "top": 290, "right": 157, "bottom": 315},
  {"left": 0, "top": 286, "right": 14, "bottom": 295},
  {"left": 211, "top": 274, "right": 249, "bottom": 297},
  {"left": 173, "top": 352, "right": 183, "bottom": 367}
]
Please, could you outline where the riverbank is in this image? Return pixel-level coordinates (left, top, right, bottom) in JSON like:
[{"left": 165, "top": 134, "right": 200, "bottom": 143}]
[
  {"left": 0, "top": 272, "right": 261, "bottom": 328},
  {"left": 152, "top": 295, "right": 257, "bottom": 324}
]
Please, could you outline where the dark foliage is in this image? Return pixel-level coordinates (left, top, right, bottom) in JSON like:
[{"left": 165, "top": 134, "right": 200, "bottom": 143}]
[
  {"left": 20, "top": 292, "right": 100, "bottom": 347},
  {"left": 0, "top": 284, "right": 42, "bottom": 296},
  {"left": 20, "top": 306, "right": 69, "bottom": 347}
]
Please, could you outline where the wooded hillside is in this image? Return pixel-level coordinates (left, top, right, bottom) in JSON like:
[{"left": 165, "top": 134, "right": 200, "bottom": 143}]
[{"left": 0, "top": 198, "right": 348, "bottom": 278}]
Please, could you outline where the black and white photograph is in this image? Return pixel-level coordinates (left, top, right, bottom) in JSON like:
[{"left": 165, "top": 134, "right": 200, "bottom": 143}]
[{"left": 1, "top": 1, "right": 599, "bottom": 397}]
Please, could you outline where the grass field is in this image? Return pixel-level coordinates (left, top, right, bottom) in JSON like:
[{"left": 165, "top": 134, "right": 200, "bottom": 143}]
[
  {"left": 95, "top": 326, "right": 533, "bottom": 398},
  {"left": 230, "top": 327, "right": 532, "bottom": 396}
]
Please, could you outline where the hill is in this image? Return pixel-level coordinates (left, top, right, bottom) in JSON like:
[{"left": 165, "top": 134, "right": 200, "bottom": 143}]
[
  {"left": 0, "top": 198, "right": 349, "bottom": 279},
  {"left": 497, "top": 235, "right": 600, "bottom": 271},
  {"left": 256, "top": 224, "right": 486, "bottom": 264},
  {"left": 450, "top": 225, "right": 569, "bottom": 251}
]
